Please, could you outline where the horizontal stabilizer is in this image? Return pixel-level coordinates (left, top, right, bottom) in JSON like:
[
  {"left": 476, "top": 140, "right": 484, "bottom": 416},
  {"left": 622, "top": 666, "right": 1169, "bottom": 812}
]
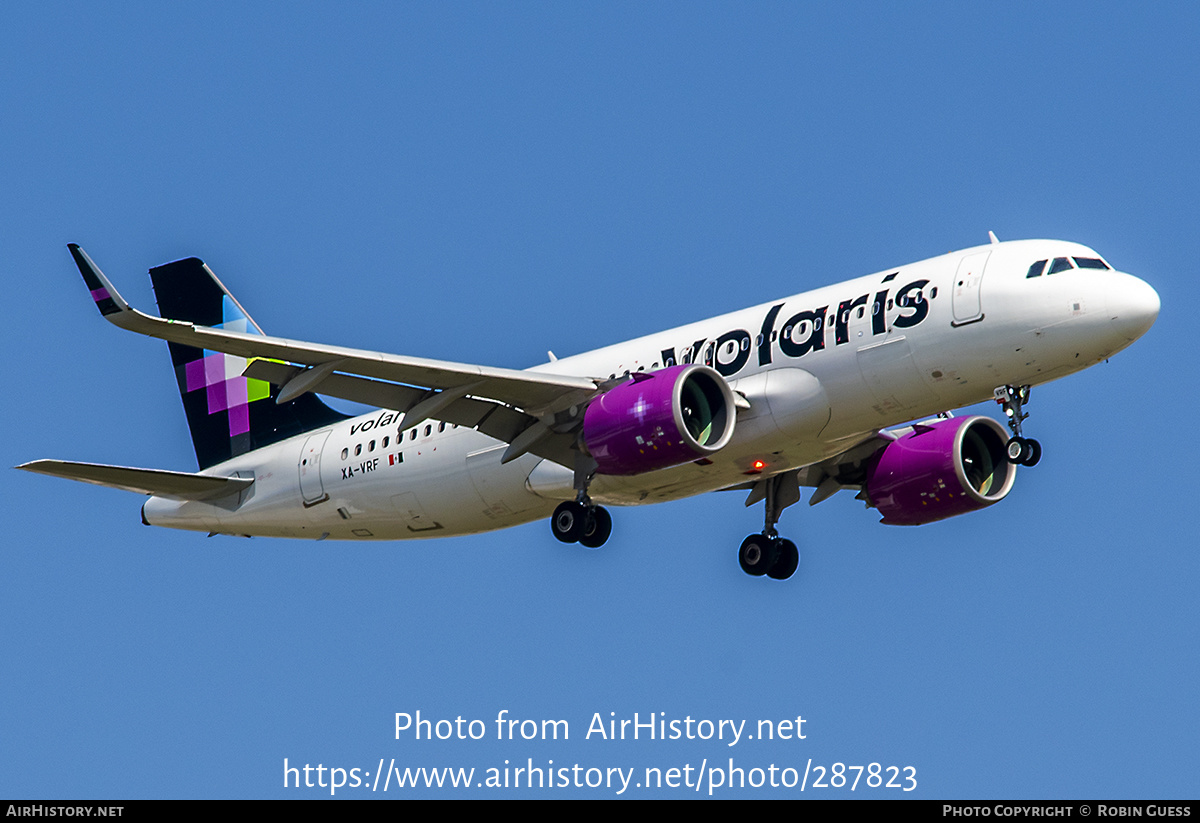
[{"left": 16, "top": 460, "right": 253, "bottom": 501}]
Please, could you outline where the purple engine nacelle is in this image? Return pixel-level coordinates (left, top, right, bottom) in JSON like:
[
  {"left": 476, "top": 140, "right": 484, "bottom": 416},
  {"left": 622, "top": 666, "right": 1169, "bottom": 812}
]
[
  {"left": 864, "top": 416, "right": 1016, "bottom": 525},
  {"left": 582, "top": 364, "right": 736, "bottom": 476}
]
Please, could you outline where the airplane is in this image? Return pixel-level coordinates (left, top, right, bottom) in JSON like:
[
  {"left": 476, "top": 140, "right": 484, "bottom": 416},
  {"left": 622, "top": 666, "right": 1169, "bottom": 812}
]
[{"left": 18, "top": 236, "right": 1159, "bottom": 580}]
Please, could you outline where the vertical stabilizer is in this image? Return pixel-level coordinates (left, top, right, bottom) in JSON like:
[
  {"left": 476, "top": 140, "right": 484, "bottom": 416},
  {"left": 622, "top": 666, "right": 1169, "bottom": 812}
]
[{"left": 148, "top": 258, "right": 348, "bottom": 470}]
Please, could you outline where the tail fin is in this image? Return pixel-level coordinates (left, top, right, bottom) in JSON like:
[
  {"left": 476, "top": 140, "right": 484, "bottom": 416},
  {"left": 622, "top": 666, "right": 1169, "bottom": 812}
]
[{"left": 148, "top": 257, "right": 348, "bottom": 470}]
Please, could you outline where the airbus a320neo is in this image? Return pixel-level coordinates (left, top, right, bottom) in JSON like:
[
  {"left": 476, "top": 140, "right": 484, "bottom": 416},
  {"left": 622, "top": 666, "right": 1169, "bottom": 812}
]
[{"left": 19, "top": 236, "right": 1158, "bottom": 580}]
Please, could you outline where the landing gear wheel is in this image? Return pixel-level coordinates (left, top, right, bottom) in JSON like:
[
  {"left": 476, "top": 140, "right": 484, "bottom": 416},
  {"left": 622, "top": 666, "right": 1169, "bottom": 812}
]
[
  {"left": 739, "top": 534, "right": 778, "bottom": 577},
  {"left": 767, "top": 538, "right": 799, "bottom": 580},
  {"left": 1022, "top": 438, "right": 1042, "bottom": 467},
  {"left": 1006, "top": 437, "right": 1027, "bottom": 464},
  {"left": 551, "top": 501, "right": 586, "bottom": 544},
  {"left": 578, "top": 506, "right": 612, "bottom": 549},
  {"left": 1006, "top": 437, "right": 1042, "bottom": 466}
]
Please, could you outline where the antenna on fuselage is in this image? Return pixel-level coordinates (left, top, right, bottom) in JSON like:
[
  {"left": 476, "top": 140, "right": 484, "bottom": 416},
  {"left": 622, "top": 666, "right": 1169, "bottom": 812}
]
[{"left": 988, "top": 231, "right": 1000, "bottom": 244}]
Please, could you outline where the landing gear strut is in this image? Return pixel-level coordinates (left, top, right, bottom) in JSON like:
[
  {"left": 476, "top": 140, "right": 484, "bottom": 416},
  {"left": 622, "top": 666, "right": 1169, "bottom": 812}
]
[
  {"left": 994, "top": 384, "right": 1041, "bottom": 467},
  {"left": 550, "top": 454, "right": 612, "bottom": 549},
  {"left": 739, "top": 470, "right": 801, "bottom": 580}
]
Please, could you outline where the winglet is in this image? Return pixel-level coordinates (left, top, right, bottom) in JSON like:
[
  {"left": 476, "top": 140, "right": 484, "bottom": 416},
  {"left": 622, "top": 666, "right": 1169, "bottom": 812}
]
[
  {"left": 66, "top": 244, "right": 177, "bottom": 337},
  {"left": 68, "top": 244, "right": 132, "bottom": 317}
]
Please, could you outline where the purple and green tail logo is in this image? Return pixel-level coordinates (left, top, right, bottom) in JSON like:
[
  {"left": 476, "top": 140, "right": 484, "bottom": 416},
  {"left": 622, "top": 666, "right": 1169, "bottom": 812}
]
[
  {"left": 149, "top": 254, "right": 349, "bottom": 470},
  {"left": 181, "top": 295, "right": 272, "bottom": 437}
]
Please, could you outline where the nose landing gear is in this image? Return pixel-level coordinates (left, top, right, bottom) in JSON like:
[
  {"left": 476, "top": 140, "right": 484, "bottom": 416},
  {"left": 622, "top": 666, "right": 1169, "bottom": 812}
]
[{"left": 995, "top": 384, "right": 1041, "bottom": 467}]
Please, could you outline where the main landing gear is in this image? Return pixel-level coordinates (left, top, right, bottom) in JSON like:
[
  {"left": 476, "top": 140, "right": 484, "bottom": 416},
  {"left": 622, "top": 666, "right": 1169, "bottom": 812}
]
[
  {"left": 551, "top": 500, "right": 612, "bottom": 549},
  {"left": 739, "top": 470, "right": 801, "bottom": 580},
  {"left": 995, "top": 384, "right": 1041, "bottom": 467},
  {"left": 549, "top": 452, "right": 612, "bottom": 549},
  {"left": 739, "top": 533, "right": 799, "bottom": 580}
]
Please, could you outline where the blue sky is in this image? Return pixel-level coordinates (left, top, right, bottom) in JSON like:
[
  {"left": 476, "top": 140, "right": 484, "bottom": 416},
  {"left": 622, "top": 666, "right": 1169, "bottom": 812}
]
[{"left": 2, "top": 2, "right": 1196, "bottom": 798}]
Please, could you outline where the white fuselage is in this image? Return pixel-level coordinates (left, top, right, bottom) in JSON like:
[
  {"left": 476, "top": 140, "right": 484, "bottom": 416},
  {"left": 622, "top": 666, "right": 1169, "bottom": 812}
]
[{"left": 143, "top": 239, "right": 1159, "bottom": 540}]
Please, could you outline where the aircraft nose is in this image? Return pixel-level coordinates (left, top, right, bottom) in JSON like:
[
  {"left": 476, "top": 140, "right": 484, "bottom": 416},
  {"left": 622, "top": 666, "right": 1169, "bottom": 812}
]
[{"left": 1108, "top": 273, "right": 1160, "bottom": 343}]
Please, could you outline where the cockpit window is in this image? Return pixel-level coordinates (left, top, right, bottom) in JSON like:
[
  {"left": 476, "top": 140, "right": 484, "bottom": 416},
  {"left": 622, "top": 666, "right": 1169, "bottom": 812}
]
[
  {"left": 1026, "top": 260, "right": 1047, "bottom": 278},
  {"left": 1072, "top": 257, "right": 1110, "bottom": 270},
  {"left": 1047, "top": 257, "right": 1074, "bottom": 275}
]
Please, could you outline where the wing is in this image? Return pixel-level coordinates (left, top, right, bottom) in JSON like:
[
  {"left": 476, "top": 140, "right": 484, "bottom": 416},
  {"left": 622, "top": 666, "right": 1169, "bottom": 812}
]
[
  {"left": 70, "top": 245, "right": 601, "bottom": 466},
  {"left": 730, "top": 432, "right": 894, "bottom": 508}
]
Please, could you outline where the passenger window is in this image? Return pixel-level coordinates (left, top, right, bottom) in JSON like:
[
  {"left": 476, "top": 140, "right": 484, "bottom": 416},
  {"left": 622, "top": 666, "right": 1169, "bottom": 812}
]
[
  {"left": 424, "top": 425, "right": 432, "bottom": 437},
  {"left": 1073, "top": 257, "right": 1110, "bottom": 270},
  {"left": 1048, "top": 257, "right": 1074, "bottom": 274},
  {"left": 382, "top": 436, "right": 389, "bottom": 448},
  {"left": 409, "top": 430, "right": 416, "bottom": 441},
  {"left": 1026, "top": 260, "right": 1047, "bottom": 278},
  {"left": 369, "top": 440, "right": 375, "bottom": 452},
  {"left": 438, "top": 422, "right": 446, "bottom": 432},
  {"left": 354, "top": 444, "right": 361, "bottom": 456},
  {"left": 341, "top": 448, "right": 348, "bottom": 460}
]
